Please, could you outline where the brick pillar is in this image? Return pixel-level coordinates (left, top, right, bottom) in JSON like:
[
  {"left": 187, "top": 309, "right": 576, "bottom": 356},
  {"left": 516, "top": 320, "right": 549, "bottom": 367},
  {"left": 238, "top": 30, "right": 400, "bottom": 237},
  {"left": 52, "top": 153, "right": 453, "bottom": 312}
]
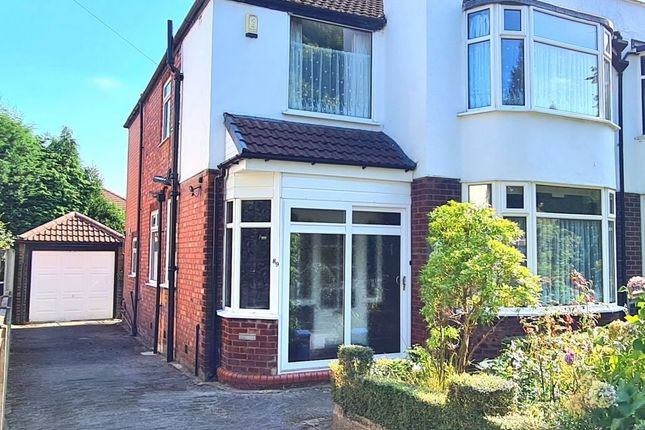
[
  {"left": 617, "top": 193, "right": 643, "bottom": 285},
  {"left": 410, "top": 176, "right": 461, "bottom": 345}
]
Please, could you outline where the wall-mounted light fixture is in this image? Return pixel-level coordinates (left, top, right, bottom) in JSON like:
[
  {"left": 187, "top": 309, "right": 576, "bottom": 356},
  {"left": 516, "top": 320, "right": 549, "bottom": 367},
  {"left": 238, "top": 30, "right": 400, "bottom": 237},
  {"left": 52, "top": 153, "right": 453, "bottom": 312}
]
[
  {"left": 245, "top": 14, "right": 258, "bottom": 38},
  {"left": 189, "top": 176, "right": 203, "bottom": 197}
]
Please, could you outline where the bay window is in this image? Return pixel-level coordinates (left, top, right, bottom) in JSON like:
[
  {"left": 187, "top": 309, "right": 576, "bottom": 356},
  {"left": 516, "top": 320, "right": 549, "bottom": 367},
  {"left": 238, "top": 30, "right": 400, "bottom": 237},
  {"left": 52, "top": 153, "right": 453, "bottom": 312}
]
[
  {"left": 464, "top": 183, "right": 617, "bottom": 307},
  {"left": 466, "top": 5, "right": 613, "bottom": 120},
  {"left": 222, "top": 199, "right": 273, "bottom": 314},
  {"left": 289, "top": 17, "right": 372, "bottom": 118}
]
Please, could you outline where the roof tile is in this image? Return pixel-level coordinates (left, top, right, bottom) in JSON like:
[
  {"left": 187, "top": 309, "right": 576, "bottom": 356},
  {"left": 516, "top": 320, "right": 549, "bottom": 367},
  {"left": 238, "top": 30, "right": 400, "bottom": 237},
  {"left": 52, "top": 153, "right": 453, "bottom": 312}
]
[
  {"left": 224, "top": 113, "right": 416, "bottom": 171},
  {"left": 18, "top": 212, "right": 124, "bottom": 244}
]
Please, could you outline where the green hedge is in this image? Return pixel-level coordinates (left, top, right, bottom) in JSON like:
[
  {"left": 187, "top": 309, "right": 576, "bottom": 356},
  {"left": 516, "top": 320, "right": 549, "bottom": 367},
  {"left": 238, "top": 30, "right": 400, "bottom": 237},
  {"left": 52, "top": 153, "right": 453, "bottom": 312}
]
[{"left": 331, "top": 345, "right": 522, "bottom": 430}]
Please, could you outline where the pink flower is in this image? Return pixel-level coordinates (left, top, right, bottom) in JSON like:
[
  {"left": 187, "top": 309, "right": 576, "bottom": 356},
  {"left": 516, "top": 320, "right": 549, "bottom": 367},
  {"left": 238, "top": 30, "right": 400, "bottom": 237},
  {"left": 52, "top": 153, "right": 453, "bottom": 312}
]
[
  {"left": 626, "top": 276, "right": 645, "bottom": 300},
  {"left": 564, "top": 350, "right": 576, "bottom": 365}
]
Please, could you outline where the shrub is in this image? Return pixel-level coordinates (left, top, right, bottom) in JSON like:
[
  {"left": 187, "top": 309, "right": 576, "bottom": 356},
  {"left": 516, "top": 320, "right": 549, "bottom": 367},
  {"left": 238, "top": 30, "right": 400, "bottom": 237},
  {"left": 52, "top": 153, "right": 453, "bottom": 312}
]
[
  {"left": 447, "top": 373, "right": 517, "bottom": 417},
  {"left": 420, "top": 201, "right": 541, "bottom": 383},
  {"left": 336, "top": 345, "right": 373, "bottom": 379}
]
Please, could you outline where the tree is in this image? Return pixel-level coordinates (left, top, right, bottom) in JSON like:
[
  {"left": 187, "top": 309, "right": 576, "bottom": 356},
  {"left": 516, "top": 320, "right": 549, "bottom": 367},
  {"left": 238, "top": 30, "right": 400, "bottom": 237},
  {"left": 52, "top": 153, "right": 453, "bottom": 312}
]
[
  {"left": 0, "top": 109, "right": 125, "bottom": 235},
  {"left": 419, "top": 201, "right": 541, "bottom": 378},
  {"left": 0, "top": 220, "right": 12, "bottom": 249}
]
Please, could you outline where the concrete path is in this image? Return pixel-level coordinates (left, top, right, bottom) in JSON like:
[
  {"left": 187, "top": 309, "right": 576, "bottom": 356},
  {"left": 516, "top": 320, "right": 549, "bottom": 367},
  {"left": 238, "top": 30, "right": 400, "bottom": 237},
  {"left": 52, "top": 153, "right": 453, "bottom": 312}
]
[{"left": 6, "top": 323, "right": 332, "bottom": 430}]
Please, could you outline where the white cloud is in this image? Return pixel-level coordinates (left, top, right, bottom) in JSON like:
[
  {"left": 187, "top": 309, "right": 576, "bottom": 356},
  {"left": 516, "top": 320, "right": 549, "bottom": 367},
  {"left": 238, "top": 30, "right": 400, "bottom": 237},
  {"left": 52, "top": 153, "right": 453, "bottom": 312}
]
[{"left": 92, "top": 77, "right": 124, "bottom": 90}]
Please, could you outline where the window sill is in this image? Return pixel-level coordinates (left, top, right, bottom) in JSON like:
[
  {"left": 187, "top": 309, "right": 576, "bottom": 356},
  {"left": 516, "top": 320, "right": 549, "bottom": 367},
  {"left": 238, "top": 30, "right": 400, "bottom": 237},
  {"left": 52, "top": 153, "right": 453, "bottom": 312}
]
[
  {"left": 498, "top": 303, "right": 625, "bottom": 317},
  {"left": 145, "top": 281, "right": 168, "bottom": 289},
  {"left": 217, "top": 309, "right": 278, "bottom": 320},
  {"left": 128, "top": 273, "right": 137, "bottom": 278},
  {"left": 283, "top": 109, "right": 380, "bottom": 126},
  {"left": 159, "top": 136, "right": 170, "bottom": 147},
  {"left": 458, "top": 107, "right": 621, "bottom": 131}
]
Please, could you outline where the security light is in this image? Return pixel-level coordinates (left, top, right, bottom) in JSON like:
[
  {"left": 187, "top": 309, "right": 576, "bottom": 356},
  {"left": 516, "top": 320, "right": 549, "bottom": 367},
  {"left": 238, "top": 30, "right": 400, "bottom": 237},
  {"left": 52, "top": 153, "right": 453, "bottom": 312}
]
[{"left": 153, "top": 175, "right": 171, "bottom": 186}]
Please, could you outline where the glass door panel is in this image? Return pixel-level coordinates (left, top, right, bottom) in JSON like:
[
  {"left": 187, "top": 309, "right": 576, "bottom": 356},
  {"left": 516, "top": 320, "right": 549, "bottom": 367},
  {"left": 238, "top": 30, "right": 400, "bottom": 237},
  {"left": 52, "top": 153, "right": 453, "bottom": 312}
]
[
  {"left": 288, "top": 233, "right": 345, "bottom": 362},
  {"left": 351, "top": 235, "right": 401, "bottom": 354}
]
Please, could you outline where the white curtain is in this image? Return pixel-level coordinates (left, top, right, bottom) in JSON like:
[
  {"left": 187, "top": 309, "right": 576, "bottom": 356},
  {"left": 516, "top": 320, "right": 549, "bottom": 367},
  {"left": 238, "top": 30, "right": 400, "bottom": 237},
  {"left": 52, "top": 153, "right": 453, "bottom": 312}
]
[
  {"left": 289, "top": 22, "right": 371, "bottom": 118},
  {"left": 537, "top": 218, "right": 603, "bottom": 305},
  {"left": 468, "top": 10, "right": 490, "bottom": 39},
  {"left": 468, "top": 41, "right": 491, "bottom": 109},
  {"left": 533, "top": 42, "right": 599, "bottom": 116}
]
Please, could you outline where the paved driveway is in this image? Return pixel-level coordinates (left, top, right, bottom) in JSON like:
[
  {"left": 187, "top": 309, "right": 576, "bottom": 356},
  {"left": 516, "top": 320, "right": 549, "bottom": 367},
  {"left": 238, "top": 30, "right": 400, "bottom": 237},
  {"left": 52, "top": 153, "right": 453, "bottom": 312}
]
[{"left": 6, "top": 323, "right": 332, "bottom": 430}]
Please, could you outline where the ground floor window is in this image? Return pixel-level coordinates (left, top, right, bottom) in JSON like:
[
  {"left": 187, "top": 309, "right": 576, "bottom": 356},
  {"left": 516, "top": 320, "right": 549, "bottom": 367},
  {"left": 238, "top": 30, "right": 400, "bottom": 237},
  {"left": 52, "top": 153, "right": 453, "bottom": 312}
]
[
  {"left": 465, "top": 182, "right": 616, "bottom": 306},
  {"left": 283, "top": 202, "right": 408, "bottom": 370}
]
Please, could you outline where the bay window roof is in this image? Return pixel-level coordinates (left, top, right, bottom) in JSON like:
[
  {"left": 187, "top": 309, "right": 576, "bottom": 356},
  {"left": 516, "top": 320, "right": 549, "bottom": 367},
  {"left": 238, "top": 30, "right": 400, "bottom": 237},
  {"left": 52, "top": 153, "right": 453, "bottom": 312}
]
[{"left": 223, "top": 113, "right": 416, "bottom": 171}]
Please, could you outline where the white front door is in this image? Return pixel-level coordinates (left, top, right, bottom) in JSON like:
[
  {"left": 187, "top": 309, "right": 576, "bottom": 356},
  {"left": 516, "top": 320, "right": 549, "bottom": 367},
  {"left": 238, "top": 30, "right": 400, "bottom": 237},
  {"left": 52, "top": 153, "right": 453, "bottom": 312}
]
[
  {"left": 29, "top": 251, "right": 115, "bottom": 322},
  {"left": 280, "top": 202, "right": 410, "bottom": 372}
]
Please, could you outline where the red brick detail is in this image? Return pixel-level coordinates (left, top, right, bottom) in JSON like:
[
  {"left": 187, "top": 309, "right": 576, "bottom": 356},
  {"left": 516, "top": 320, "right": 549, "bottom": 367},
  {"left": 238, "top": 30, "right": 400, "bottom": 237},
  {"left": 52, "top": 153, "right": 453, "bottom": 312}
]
[
  {"left": 617, "top": 192, "right": 642, "bottom": 283},
  {"left": 217, "top": 368, "right": 330, "bottom": 390},
  {"left": 220, "top": 318, "right": 279, "bottom": 376},
  {"left": 410, "top": 177, "right": 461, "bottom": 345}
]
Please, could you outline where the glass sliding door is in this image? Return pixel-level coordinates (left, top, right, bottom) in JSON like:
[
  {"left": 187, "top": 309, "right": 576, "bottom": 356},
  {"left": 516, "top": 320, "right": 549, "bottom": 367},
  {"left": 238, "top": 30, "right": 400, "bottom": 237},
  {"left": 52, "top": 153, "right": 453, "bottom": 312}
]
[
  {"left": 351, "top": 234, "right": 400, "bottom": 354},
  {"left": 283, "top": 203, "right": 408, "bottom": 371}
]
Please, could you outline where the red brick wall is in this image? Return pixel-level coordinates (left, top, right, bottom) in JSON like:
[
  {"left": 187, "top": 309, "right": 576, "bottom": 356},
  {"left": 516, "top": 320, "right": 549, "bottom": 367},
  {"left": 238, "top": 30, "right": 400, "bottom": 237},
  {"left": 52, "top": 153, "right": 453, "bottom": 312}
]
[
  {"left": 617, "top": 192, "right": 642, "bottom": 283},
  {"left": 410, "top": 176, "right": 461, "bottom": 345},
  {"left": 220, "top": 318, "right": 278, "bottom": 376}
]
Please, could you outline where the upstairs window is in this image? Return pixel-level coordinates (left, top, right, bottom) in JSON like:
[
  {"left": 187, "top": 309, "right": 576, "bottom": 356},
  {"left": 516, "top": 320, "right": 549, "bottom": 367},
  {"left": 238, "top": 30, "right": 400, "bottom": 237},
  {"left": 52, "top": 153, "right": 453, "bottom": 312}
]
[
  {"left": 161, "top": 80, "right": 172, "bottom": 141},
  {"left": 289, "top": 17, "right": 372, "bottom": 118},
  {"left": 466, "top": 5, "right": 612, "bottom": 120}
]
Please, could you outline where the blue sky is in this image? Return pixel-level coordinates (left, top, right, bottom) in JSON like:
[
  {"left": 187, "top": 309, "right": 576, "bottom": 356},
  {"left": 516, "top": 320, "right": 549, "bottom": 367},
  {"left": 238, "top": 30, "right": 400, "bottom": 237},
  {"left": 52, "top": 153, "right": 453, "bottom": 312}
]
[{"left": 0, "top": 0, "right": 194, "bottom": 196}]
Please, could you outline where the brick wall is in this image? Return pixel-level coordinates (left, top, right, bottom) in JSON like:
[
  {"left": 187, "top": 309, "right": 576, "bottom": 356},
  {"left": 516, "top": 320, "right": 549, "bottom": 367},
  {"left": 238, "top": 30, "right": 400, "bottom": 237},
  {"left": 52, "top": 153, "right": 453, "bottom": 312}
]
[
  {"left": 220, "top": 318, "right": 278, "bottom": 376},
  {"left": 617, "top": 192, "right": 642, "bottom": 283},
  {"left": 410, "top": 176, "right": 461, "bottom": 345}
]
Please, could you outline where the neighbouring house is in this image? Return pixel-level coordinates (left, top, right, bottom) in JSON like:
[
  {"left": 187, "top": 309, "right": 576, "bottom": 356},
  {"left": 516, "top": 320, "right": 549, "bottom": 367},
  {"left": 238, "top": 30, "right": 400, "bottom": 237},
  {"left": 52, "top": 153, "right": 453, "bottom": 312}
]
[
  {"left": 102, "top": 188, "right": 127, "bottom": 212},
  {"left": 11, "top": 212, "right": 124, "bottom": 324},
  {"left": 122, "top": 0, "right": 645, "bottom": 387}
]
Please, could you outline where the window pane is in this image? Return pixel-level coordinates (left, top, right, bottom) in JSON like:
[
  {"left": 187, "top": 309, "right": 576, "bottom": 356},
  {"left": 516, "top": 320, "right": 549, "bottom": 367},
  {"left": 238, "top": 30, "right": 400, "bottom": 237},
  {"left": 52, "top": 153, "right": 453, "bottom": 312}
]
[
  {"left": 506, "top": 185, "right": 524, "bottom": 209},
  {"left": 352, "top": 211, "right": 401, "bottom": 225},
  {"left": 537, "top": 218, "right": 603, "bottom": 305},
  {"left": 502, "top": 39, "right": 525, "bottom": 105},
  {"left": 534, "top": 42, "right": 599, "bottom": 116},
  {"left": 241, "top": 200, "right": 271, "bottom": 223},
  {"left": 291, "top": 208, "right": 346, "bottom": 223},
  {"left": 351, "top": 235, "right": 400, "bottom": 354},
  {"left": 289, "top": 233, "right": 345, "bottom": 362},
  {"left": 149, "top": 231, "right": 159, "bottom": 282},
  {"left": 289, "top": 18, "right": 371, "bottom": 118},
  {"left": 505, "top": 216, "right": 527, "bottom": 263},
  {"left": 504, "top": 9, "right": 521, "bottom": 31},
  {"left": 604, "top": 60, "right": 612, "bottom": 121},
  {"left": 609, "top": 221, "right": 616, "bottom": 303},
  {"left": 609, "top": 193, "right": 615, "bottom": 215},
  {"left": 226, "top": 201, "right": 233, "bottom": 224},
  {"left": 468, "top": 10, "right": 490, "bottom": 39},
  {"left": 469, "top": 184, "right": 492, "bottom": 207},
  {"left": 641, "top": 57, "right": 645, "bottom": 133},
  {"left": 224, "top": 228, "right": 233, "bottom": 308},
  {"left": 536, "top": 185, "right": 601, "bottom": 215},
  {"left": 468, "top": 41, "right": 491, "bottom": 109},
  {"left": 239, "top": 228, "right": 271, "bottom": 309},
  {"left": 163, "top": 81, "right": 172, "bottom": 98},
  {"left": 534, "top": 11, "right": 597, "bottom": 50}
]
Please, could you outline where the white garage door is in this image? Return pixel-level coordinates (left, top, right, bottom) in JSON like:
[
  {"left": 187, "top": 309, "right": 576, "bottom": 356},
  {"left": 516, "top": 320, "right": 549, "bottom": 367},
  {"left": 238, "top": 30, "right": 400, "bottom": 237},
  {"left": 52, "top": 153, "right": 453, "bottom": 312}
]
[{"left": 29, "top": 251, "right": 115, "bottom": 322}]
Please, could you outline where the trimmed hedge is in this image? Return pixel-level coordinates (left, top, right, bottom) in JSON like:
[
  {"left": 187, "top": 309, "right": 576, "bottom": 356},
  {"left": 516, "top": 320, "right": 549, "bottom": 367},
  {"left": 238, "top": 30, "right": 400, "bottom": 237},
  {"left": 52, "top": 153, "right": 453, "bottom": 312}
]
[{"left": 331, "top": 346, "right": 522, "bottom": 430}]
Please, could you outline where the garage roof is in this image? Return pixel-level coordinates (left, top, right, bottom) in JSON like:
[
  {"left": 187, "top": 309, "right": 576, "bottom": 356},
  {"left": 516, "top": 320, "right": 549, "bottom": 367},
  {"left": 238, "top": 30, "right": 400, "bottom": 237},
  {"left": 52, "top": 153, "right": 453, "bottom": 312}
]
[{"left": 17, "top": 212, "right": 124, "bottom": 244}]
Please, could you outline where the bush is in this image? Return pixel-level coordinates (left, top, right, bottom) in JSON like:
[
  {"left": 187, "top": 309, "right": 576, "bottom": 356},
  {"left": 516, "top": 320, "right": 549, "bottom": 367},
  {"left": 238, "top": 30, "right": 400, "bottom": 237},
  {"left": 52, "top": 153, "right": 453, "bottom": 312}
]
[
  {"left": 337, "top": 345, "right": 373, "bottom": 379},
  {"left": 446, "top": 373, "right": 518, "bottom": 424}
]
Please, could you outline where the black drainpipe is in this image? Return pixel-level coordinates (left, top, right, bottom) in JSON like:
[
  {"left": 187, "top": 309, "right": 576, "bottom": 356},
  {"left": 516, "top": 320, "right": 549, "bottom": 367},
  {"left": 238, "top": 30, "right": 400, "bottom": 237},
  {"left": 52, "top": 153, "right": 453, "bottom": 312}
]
[
  {"left": 131, "top": 100, "right": 144, "bottom": 336},
  {"left": 166, "top": 20, "right": 183, "bottom": 363},
  {"left": 153, "top": 189, "right": 166, "bottom": 353}
]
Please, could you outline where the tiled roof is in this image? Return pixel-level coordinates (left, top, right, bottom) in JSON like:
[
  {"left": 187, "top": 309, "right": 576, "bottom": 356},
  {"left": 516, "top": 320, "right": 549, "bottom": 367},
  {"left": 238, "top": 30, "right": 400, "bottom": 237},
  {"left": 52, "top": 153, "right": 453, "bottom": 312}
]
[
  {"left": 102, "top": 189, "right": 126, "bottom": 212},
  {"left": 223, "top": 113, "right": 416, "bottom": 171},
  {"left": 230, "top": 0, "right": 386, "bottom": 30},
  {"left": 18, "top": 212, "right": 124, "bottom": 244}
]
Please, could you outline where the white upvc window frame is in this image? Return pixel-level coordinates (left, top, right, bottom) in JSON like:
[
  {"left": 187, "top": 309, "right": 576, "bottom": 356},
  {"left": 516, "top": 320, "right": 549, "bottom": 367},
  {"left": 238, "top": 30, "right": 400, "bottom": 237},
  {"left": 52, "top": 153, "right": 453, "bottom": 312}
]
[
  {"left": 462, "top": 182, "right": 620, "bottom": 314},
  {"left": 641, "top": 55, "right": 645, "bottom": 134},
  {"left": 220, "top": 198, "right": 279, "bottom": 319},
  {"left": 465, "top": 4, "right": 614, "bottom": 122},
  {"left": 161, "top": 79, "right": 172, "bottom": 142},
  {"left": 279, "top": 199, "right": 410, "bottom": 373},
  {"left": 466, "top": 5, "right": 494, "bottom": 111},
  {"left": 162, "top": 199, "right": 172, "bottom": 287},
  {"left": 130, "top": 237, "right": 138, "bottom": 276},
  {"left": 148, "top": 211, "right": 159, "bottom": 283}
]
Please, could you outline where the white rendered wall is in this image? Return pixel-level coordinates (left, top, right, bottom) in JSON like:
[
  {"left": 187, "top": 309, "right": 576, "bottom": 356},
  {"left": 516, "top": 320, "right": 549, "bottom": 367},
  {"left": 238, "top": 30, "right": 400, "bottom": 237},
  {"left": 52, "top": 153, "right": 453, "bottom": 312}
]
[
  {"left": 208, "top": 0, "right": 386, "bottom": 168},
  {"left": 179, "top": 0, "right": 214, "bottom": 181}
]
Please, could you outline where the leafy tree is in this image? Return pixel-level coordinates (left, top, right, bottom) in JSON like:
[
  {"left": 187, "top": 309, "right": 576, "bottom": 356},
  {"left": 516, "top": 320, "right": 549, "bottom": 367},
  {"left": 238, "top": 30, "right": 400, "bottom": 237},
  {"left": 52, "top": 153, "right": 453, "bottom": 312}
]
[
  {"left": 0, "top": 109, "right": 124, "bottom": 235},
  {"left": 419, "top": 201, "right": 541, "bottom": 379},
  {"left": 0, "top": 220, "right": 12, "bottom": 249}
]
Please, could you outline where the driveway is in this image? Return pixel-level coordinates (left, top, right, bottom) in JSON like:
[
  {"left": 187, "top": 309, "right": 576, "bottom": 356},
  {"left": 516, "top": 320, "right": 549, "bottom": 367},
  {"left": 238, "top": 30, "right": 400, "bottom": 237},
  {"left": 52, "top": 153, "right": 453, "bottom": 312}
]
[{"left": 6, "top": 323, "right": 332, "bottom": 430}]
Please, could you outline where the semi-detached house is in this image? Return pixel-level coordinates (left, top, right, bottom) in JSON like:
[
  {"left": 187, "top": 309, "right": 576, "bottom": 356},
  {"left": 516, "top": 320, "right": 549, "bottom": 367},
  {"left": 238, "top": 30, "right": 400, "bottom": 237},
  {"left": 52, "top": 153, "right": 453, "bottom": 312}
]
[{"left": 123, "top": 0, "right": 645, "bottom": 387}]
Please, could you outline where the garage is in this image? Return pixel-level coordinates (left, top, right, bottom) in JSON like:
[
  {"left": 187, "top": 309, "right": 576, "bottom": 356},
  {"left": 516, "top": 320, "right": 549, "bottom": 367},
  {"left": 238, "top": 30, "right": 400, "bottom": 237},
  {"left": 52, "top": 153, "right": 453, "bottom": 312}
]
[{"left": 10, "top": 212, "right": 123, "bottom": 324}]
